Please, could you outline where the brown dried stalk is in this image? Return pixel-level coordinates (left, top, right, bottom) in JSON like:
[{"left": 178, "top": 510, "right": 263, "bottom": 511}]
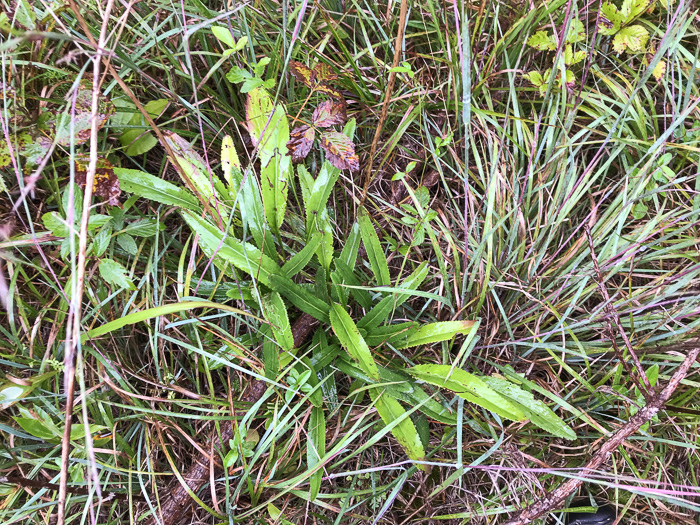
[
  {"left": 503, "top": 346, "right": 699, "bottom": 525},
  {"left": 143, "top": 313, "right": 318, "bottom": 525},
  {"left": 361, "top": 0, "right": 410, "bottom": 202},
  {"left": 585, "top": 224, "right": 652, "bottom": 398}
]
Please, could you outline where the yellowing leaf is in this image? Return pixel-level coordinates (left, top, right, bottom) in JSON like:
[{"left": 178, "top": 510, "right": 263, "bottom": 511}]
[
  {"left": 613, "top": 24, "right": 649, "bottom": 53},
  {"left": 564, "top": 44, "right": 586, "bottom": 65},
  {"left": 244, "top": 87, "right": 289, "bottom": 167},
  {"left": 621, "top": 0, "right": 651, "bottom": 20},
  {"left": 523, "top": 71, "right": 544, "bottom": 87},
  {"left": 652, "top": 59, "right": 666, "bottom": 81},
  {"left": 221, "top": 135, "right": 241, "bottom": 190},
  {"left": 527, "top": 30, "right": 557, "bottom": 51},
  {"left": 75, "top": 157, "right": 121, "bottom": 206},
  {"left": 289, "top": 60, "right": 314, "bottom": 87}
]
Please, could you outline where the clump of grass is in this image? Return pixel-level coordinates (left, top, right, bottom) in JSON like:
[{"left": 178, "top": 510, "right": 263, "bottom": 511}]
[{"left": 1, "top": 1, "right": 700, "bottom": 524}]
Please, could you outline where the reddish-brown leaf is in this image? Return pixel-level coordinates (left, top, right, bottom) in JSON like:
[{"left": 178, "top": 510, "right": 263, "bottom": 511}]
[
  {"left": 286, "top": 125, "right": 316, "bottom": 163},
  {"left": 290, "top": 61, "right": 342, "bottom": 98},
  {"left": 319, "top": 131, "right": 359, "bottom": 172},
  {"left": 289, "top": 61, "right": 314, "bottom": 88},
  {"left": 312, "top": 100, "right": 347, "bottom": 128},
  {"left": 75, "top": 157, "right": 121, "bottom": 206},
  {"left": 312, "top": 63, "right": 338, "bottom": 84}
]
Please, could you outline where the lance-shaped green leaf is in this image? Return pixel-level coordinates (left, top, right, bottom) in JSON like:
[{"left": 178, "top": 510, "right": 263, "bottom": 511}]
[
  {"left": 163, "top": 131, "right": 219, "bottom": 203},
  {"left": 391, "top": 320, "right": 476, "bottom": 349},
  {"left": 409, "top": 365, "right": 525, "bottom": 421},
  {"left": 182, "top": 210, "right": 279, "bottom": 285},
  {"left": 358, "top": 262, "right": 429, "bottom": 330},
  {"left": 239, "top": 168, "right": 277, "bottom": 260},
  {"left": 245, "top": 88, "right": 291, "bottom": 234},
  {"left": 358, "top": 206, "right": 390, "bottom": 286},
  {"left": 369, "top": 389, "right": 427, "bottom": 471},
  {"left": 329, "top": 302, "right": 379, "bottom": 381},
  {"left": 336, "top": 356, "right": 456, "bottom": 425},
  {"left": 268, "top": 274, "right": 330, "bottom": 324},
  {"left": 482, "top": 376, "right": 576, "bottom": 440},
  {"left": 308, "top": 406, "right": 326, "bottom": 500},
  {"left": 115, "top": 168, "right": 200, "bottom": 211},
  {"left": 281, "top": 233, "right": 322, "bottom": 277},
  {"left": 261, "top": 148, "right": 290, "bottom": 234},
  {"left": 262, "top": 292, "right": 294, "bottom": 352}
]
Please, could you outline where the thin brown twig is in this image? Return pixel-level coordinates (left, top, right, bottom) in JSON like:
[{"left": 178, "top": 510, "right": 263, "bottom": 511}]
[
  {"left": 143, "top": 313, "right": 318, "bottom": 525},
  {"left": 360, "top": 0, "right": 409, "bottom": 204},
  {"left": 503, "top": 345, "right": 700, "bottom": 525},
  {"left": 585, "top": 224, "right": 652, "bottom": 397},
  {"left": 58, "top": 1, "right": 116, "bottom": 522}
]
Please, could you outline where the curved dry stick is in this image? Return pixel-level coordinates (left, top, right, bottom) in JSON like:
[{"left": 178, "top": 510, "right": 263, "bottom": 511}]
[
  {"left": 503, "top": 346, "right": 699, "bottom": 525},
  {"left": 360, "top": 0, "right": 409, "bottom": 203},
  {"left": 143, "top": 313, "right": 318, "bottom": 525}
]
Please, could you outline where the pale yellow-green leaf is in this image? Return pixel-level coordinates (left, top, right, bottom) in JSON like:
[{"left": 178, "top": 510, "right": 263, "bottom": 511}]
[
  {"left": 564, "top": 45, "right": 586, "bottom": 65},
  {"left": 330, "top": 303, "right": 380, "bottom": 381},
  {"left": 527, "top": 30, "right": 557, "bottom": 51},
  {"left": 409, "top": 365, "right": 525, "bottom": 421},
  {"left": 613, "top": 25, "right": 649, "bottom": 53},
  {"left": 523, "top": 71, "right": 544, "bottom": 87},
  {"left": 652, "top": 59, "right": 666, "bottom": 81},
  {"left": 211, "top": 26, "right": 236, "bottom": 48},
  {"left": 621, "top": 0, "right": 651, "bottom": 20},
  {"left": 599, "top": 2, "right": 624, "bottom": 35},
  {"left": 370, "top": 389, "right": 427, "bottom": 471},
  {"left": 564, "top": 17, "right": 586, "bottom": 44}
]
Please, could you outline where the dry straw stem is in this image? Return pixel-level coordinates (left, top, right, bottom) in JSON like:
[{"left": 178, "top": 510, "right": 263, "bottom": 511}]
[
  {"left": 57, "top": 1, "right": 116, "bottom": 522},
  {"left": 504, "top": 345, "right": 700, "bottom": 525},
  {"left": 361, "top": 0, "right": 409, "bottom": 203}
]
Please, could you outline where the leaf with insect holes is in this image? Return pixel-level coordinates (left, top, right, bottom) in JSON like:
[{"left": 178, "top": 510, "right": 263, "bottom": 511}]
[
  {"left": 312, "top": 100, "right": 347, "bottom": 128},
  {"left": 319, "top": 131, "right": 359, "bottom": 172},
  {"left": 527, "top": 30, "right": 557, "bottom": 51},
  {"left": 75, "top": 157, "right": 121, "bottom": 206},
  {"left": 613, "top": 24, "right": 649, "bottom": 53},
  {"left": 287, "top": 125, "right": 316, "bottom": 163}
]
